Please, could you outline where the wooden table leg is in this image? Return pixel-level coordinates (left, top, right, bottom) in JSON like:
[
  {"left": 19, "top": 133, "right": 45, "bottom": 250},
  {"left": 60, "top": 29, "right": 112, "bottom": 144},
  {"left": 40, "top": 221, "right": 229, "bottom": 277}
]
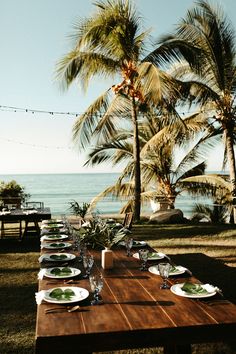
[{"left": 164, "top": 344, "right": 191, "bottom": 354}]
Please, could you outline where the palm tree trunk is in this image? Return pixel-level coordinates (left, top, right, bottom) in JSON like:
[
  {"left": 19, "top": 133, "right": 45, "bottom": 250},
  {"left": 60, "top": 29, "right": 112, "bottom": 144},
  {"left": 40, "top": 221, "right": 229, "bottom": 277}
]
[
  {"left": 225, "top": 125, "right": 236, "bottom": 222},
  {"left": 131, "top": 97, "right": 141, "bottom": 222}
]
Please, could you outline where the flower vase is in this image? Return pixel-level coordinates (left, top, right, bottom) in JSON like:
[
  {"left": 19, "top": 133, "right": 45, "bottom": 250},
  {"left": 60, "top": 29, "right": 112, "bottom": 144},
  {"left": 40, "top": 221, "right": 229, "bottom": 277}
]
[{"left": 101, "top": 247, "right": 113, "bottom": 269}]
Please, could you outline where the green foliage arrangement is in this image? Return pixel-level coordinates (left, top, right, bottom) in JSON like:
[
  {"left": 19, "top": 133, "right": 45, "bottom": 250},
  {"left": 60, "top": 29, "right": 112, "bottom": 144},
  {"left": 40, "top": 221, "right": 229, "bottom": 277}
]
[
  {"left": 0, "top": 180, "right": 30, "bottom": 206},
  {"left": 68, "top": 200, "right": 90, "bottom": 219},
  {"left": 78, "top": 217, "right": 126, "bottom": 249}
]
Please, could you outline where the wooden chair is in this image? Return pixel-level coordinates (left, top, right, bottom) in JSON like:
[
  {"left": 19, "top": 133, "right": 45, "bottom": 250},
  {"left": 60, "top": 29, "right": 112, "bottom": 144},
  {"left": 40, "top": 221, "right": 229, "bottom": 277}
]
[
  {"left": 1, "top": 218, "right": 22, "bottom": 239},
  {"left": 24, "top": 201, "right": 44, "bottom": 210},
  {"left": 23, "top": 201, "right": 44, "bottom": 237}
]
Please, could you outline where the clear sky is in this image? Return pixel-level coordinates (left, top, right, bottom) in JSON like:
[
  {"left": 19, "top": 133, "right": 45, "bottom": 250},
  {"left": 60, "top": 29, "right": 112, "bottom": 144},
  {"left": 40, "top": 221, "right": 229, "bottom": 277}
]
[{"left": 0, "top": 0, "right": 235, "bottom": 174}]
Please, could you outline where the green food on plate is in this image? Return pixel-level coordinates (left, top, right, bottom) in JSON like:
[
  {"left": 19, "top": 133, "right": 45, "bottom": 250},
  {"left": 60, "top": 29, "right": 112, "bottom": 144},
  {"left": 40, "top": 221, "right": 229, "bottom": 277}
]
[
  {"left": 148, "top": 252, "right": 158, "bottom": 258},
  {"left": 181, "top": 282, "right": 208, "bottom": 294},
  {"left": 49, "top": 288, "right": 75, "bottom": 300},
  {"left": 47, "top": 224, "right": 62, "bottom": 228},
  {"left": 170, "top": 266, "right": 178, "bottom": 273},
  {"left": 49, "top": 254, "right": 68, "bottom": 260},
  {"left": 50, "top": 267, "right": 72, "bottom": 276},
  {"left": 50, "top": 243, "right": 65, "bottom": 247},
  {"left": 47, "top": 235, "right": 62, "bottom": 239}
]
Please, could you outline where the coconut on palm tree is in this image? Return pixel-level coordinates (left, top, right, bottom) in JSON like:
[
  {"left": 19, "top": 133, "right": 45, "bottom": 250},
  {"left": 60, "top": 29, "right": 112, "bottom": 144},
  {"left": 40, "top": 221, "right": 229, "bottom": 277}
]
[{"left": 56, "top": 0, "right": 184, "bottom": 222}]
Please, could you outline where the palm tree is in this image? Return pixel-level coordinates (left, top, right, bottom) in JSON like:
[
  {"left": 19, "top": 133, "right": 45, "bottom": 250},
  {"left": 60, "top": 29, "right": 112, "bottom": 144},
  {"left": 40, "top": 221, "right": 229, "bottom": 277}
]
[
  {"left": 149, "top": 0, "right": 236, "bottom": 209},
  {"left": 181, "top": 173, "right": 234, "bottom": 222},
  {"left": 86, "top": 112, "right": 209, "bottom": 213},
  {"left": 56, "top": 0, "right": 183, "bottom": 222}
]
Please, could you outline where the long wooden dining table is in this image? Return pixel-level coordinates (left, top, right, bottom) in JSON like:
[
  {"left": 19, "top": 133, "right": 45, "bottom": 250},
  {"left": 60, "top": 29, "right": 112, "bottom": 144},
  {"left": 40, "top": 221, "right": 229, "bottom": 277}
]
[{"left": 35, "top": 243, "right": 236, "bottom": 354}]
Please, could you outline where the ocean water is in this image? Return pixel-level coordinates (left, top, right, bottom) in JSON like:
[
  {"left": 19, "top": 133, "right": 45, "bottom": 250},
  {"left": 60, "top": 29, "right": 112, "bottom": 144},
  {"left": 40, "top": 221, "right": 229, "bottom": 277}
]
[{"left": 0, "top": 173, "right": 213, "bottom": 217}]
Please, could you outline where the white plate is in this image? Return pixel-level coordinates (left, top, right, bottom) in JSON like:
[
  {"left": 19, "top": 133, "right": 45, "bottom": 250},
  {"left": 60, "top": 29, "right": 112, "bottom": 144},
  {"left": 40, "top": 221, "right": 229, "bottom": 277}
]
[
  {"left": 43, "top": 286, "right": 89, "bottom": 304},
  {"left": 41, "top": 223, "right": 64, "bottom": 229},
  {"left": 120, "top": 240, "right": 147, "bottom": 248},
  {"left": 40, "top": 253, "right": 76, "bottom": 262},
  {"left": 41, "top": 219, "right": 63, "bottom": 224},
  {"left": 41, "top": 228, "right": 67, "bottom": 235},
  {"left": 148, "top": 265, "right": 186, "bottom": 276},
  {"left": 170, "top": 283, "right": 217, "bottom": 298},
  {"left": 44, "top": 267, "right": 81, "bottom": 279},
  {"left": 41, "top": 234, "right": 68, "bottom": 241},
  {"left": 133, "top": 252, "right": 166, "bottom": 260},
  {"left": 42, "top": 242, "right": 72, "bottom": 249}
]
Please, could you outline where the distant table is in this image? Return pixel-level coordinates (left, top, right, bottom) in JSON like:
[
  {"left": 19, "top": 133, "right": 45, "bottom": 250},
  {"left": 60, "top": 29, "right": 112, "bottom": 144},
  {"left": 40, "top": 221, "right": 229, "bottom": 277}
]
[
  {"left": 35, "top": 247, "right": 236, "bottom": 354},
  {"left": 0, "top": 208, "right": 51, "bottom": 239}
]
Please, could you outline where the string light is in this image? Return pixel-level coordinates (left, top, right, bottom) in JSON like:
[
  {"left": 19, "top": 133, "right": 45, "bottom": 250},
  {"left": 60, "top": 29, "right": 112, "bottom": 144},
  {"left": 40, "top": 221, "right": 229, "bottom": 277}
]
[
  {"left": 0, "top": 136, "right": 73, "bottom": 150},
  {"left": 0, "top": 104, "right": 202, "bottom": 117},
  {"left": 0, "top": 105, "right": 79, "bottom": 117}
]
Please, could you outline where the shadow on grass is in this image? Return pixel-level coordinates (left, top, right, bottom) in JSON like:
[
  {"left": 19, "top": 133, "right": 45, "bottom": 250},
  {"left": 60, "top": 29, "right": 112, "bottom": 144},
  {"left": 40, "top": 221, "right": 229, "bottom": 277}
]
[
  {"left": 0, "top": 236, "right": 40, "bottom": 253},
  {"left": 0, "top": 282, "right": 37, "bottom": 354},
  {"left": 170, "top": 253, "right": 236, "bottom": 303},
  {"left": 133, "top": 223, "right": 236, "bottom": 239}
]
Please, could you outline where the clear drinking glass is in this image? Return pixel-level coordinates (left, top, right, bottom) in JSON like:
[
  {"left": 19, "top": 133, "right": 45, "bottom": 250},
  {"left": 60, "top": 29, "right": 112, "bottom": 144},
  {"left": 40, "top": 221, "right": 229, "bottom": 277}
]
[
  {"left": 83, "top": 254, "right": 94, "bottom": 278},
  {"left": 125, "top": 237, "right": 133, "bottom": 257},
  {"left": 138, "top": 249, "right": 149, "bottom": 271},
  {"left": 158, "top": 262, "right": 171, "bottom": 289},
  {"left": 89, "top": 274, "right": 103, "bottom": 305}
]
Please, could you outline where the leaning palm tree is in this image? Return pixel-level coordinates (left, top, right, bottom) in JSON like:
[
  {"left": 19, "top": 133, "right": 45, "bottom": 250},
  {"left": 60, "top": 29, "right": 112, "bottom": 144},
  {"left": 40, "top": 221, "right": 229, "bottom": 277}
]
[
  {"left": 86, "top": 112, "right": 209, "bottom": 213},
  {"left": 149, "top": 0, "right": 236, "bottom": 207},
  {"left": 56, "top": 0, "right": 184, "bottom": 222}
]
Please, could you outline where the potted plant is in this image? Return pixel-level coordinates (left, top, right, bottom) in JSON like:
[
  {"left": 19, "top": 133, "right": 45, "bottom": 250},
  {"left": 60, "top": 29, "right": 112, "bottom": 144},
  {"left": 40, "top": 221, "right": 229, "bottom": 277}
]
[
  {"left": 78, "top": 216, "right": 127, "bottom": 269},
  {"left": 0, "top": 180, "right": 30, "bottom": 208}
]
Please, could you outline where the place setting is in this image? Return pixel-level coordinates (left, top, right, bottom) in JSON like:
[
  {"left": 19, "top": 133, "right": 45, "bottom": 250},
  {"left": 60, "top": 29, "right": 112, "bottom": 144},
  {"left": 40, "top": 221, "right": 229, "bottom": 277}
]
[
  {"left": 146, "top": 261, "right": 222, "bottom": 299},
  {"left": 38, "top": 252, "right": 76, "bottom": 264},
  {"left": 40, "top": 241, "right": 72, "bottom": 250},
  {"left": 36, "top": 274, "right": 104, "bottom": 313},
  {"left": 36, "top": 259, "right": 104, "bottom": 313},
  {"left": 35, "top": 286, "right": 90, "bottom": 314},
  {"left": 119, "top": 239, "right": 147, "bottom": 248},
  {"left": 133, "top": 250, "right": 167, "bottom": 261},
  {"left": 40, "top": 234, "right": 69, "bottom": 241},
  {"left": 170, "top": 282, "right": 222, "bottom": 299},
  {"left": 38, "top": 266, "right": 81, "bottom": 280},
  {"left": 148, "top": 264, "right": 191, "bottom": 277},
  {"left": 41, "top": 219, "right": 64, "bottom": 225}
]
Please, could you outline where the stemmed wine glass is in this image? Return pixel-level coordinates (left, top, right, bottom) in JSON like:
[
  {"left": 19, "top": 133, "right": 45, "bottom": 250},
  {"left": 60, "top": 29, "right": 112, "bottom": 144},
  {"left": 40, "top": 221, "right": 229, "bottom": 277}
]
[
  {"left": 83, "top": 254, "right": 94, "bottom": 278},
  {"left": 138, "top": 249, "right": 149, "bottom": 271},
  {"left": 158, "top": 262, "right": 171, "bottom": 289},
  {"left": 125, "top": 238, "right": 133, "bottom": 257},
  {"left": 89, "top": 274, "right": 103, "bottom": 305}
]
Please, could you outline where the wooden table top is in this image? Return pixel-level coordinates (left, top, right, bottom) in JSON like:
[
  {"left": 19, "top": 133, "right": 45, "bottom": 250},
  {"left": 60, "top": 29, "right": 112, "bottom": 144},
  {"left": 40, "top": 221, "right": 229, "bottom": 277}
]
[
  {"left": 0, "top": 208, "right": 51, "bottom": 221},
  {"left": 35, "top": 245, "right": 236, "bottom": 354}
]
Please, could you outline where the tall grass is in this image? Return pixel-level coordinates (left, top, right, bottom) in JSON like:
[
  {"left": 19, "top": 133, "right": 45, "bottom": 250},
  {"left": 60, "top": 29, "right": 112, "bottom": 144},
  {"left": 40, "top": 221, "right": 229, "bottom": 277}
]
[{"left": 0, "top": 223, "right": 236, "bottom": 354}]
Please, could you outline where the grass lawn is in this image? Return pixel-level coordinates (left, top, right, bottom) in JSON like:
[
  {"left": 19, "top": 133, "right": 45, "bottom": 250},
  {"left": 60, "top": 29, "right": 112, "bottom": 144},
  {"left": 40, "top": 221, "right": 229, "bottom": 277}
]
[{"left": 1, "top": 222, "right": 236, "bottom": 354}]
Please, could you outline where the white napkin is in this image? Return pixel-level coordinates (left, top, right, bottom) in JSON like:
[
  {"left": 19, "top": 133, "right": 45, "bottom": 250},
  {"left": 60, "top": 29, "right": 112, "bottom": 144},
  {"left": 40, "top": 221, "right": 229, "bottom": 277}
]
[
  {"left": 24, "top": 209, "right": 38, "bottom": 214},
  {"left": 38, "top": 255, "right": 45, "bottom": 263},
  {"left": 0, "top": 211, "right": 11, "bottom": 215},
  {"left": 40, "top": 236, "right": 47, "bottom": 242},
  {"left": 38, "top": 269, "right": 46, "bottom": 280},
  {"left": 35, "top": 290, "right": 46, "bottom": 304},
  {"left": 203, "top": 283, "right": 218, "bottom": 293}
]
